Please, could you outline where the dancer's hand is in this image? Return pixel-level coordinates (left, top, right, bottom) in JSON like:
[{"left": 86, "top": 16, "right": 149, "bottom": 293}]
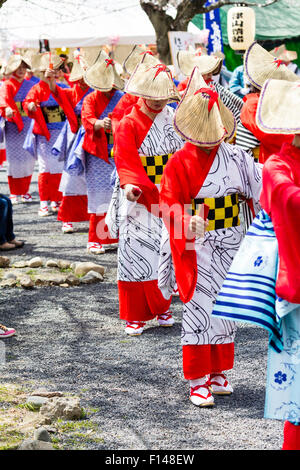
[
  {"left": 5, "top": 107, "right": 14, "bottom": 118},
  {"left": 124, "top": 184, "right": 142, "bottom": 202},
  {"left": 188, "top": 215, "right": 208, "bottom": 238},
  {"left": 27, "top": 102, "right": 37, "bottom": 113}
]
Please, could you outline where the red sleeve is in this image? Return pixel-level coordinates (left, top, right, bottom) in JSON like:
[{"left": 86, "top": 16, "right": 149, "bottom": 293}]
[
  {"left": 260, "top": 149, "right": 300, "bottom": 303},
  {"left": 160, "top": 150, "right": 197, "bottom": 303},
  {"left": 111, "top": 94, "right": 139, "bottom": 130},
  {"left": 0, "top": 79, "right": 23, "bottom": 132},
  {"left": 241, "top": 93, "right": 293, "bottom": 163},
  {"left": 177, "top": 78, "right": 189, "bottom": 92},
  {"left": 51, "top": 85, "right": 78, "bottom": 133},
  {"left": 114, "top": 112, "right": 159, "bottom": 210},
  {"left": 81, "top": 91, "right": 109, "bottom": 160},
  {"left": 23, "top": 83, "right": 51, "bottom": 139}
]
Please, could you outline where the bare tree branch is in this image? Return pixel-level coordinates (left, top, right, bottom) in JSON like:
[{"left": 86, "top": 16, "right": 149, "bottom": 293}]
[{"left": 0, "top": 0, "right": 7, "bottom": 7}]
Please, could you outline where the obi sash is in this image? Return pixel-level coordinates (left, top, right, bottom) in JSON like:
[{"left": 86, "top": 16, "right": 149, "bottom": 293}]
[
  {"left": 191, "top": 193, "right": 240, "bottom": 232},
  {"left": 100, "top": 89, "right": 123, "bottom": 156},
  {"left": 140, "top": 153, "right": 173, "bottom": 185},
  {"left": 41, "top": 105, "right": 66, "bottom": 124}
]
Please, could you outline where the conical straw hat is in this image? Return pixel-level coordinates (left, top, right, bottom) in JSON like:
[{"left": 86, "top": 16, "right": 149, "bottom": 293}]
[
  {"left": 84, "top": 49, "right": 125, "bottom": 91},
  {"left": 177, "top": 50, "right": 222, "bottom": 77},
  {"left": 173, "top": 66, "right": 236, "bottom": 147},
  {"left": 244, "top": 42, "right": 300, "bottom": 90},
  {"left": 4, "top": 53, "right": 31, "bottom": 75},
  {"left": 125, "top": 56, "right": 180, "bottom": 101},
  {"left": 256, "top": 79, "right": 300, "bottom": 135},
  {"left": 123, "top": 44, "right": 160, "bottom": 75},
  {"left": 30, "top": 52, "right": 63, "bottom": 72},
  {"left": 270, "top": 44, "right": 298, "bottom": 62}
]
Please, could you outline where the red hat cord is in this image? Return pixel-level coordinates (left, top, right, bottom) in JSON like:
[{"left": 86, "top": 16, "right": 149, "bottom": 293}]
[{"left": 194, "top": 87, "right": 219, "bottom": 113}]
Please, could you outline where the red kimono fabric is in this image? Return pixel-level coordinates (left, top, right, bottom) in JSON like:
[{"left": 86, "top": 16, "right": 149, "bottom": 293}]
[{"left": 240, "top": 93, "right": 293, "bottom": 164}]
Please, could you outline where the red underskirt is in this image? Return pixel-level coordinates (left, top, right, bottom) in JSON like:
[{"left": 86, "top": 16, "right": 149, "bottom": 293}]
[
  {"left": 182, "top": 343, "right": 234, "bottom": 378},
  {"left": 118, "top": 279, "right": 172, "bottom": 321},
  {"left": 88, "top": 213, "right": 118, "bottom": 245},
  {"left": 57, "top": 195, "right": 90, "bottom": 222},
  {"left": 7, "top": 175, "right": 32, "bottom": 195},
  {"left": 38, "top": 172, "right": 62, "bottom": 202},
  {"left": 282, "top": 421, "right": 300, "bottom": 450},
  {"left": 0, "top": 149, "right": 6, "bottom": 165}
]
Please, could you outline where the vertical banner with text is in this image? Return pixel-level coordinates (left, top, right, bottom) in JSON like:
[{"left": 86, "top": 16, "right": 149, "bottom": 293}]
[{"left": 204, "top": 0, "right": 224, "bottom": 56}]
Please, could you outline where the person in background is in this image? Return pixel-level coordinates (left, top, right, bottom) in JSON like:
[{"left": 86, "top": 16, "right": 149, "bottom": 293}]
[
  {"left": 270, "top": 44, "right": 300, "bottom": 77},
  {"left": 228, "top": 63, "right": 250, "bottom": 99},
  {"left": 0, "top": 193, "right": 24, "bottom": 251},
  {"left": 159, "top": 67, "right": 262, "bottom": 408},
  {"left": 51, "top": 51, "right": 94, "bottom": 234},
  {"left": 239, "top": 41, "right": 299, "bottom": 164},
  {"left": 106, "top": 57, "right": 183, "bottom": 336},
  {"left": 0, "top": 323, "right": 16, "bottom": 338},
  {"left": 0, "top": 54, "right": 36, "bottom": 204},
  {"left": 212, "top": 78, "right": 300, "bottom": 450},
  {"left": 75, "top": 50, "right": 124, "bottom": 254},
  {"left": 22, "top": 52, "right": 78, "bottom": 218}
]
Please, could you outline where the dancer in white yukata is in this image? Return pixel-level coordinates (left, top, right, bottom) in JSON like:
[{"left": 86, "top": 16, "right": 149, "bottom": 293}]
[
  {"left": 106, "top": 57, "right": 184, "bottom": 336},
  {"left": 159, "top": 68, "right": 262, "bottom": 407}
]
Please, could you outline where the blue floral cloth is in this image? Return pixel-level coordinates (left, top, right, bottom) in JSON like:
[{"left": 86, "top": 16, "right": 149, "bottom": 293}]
[{"left": 212, "top": 209, "right": 300, "bottom": 422}]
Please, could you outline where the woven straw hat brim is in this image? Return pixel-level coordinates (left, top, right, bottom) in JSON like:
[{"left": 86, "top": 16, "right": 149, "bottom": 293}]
[
  {"left": 256, "top": 78, "right": 300, "bottom": 134},
  {"left": 31, "top": 53, "right": 63, "bottom": 72},
  {"left": 125, "top": 61, "right": 180, "bottom": 101},
  {"left": 174, "top": 67, "right": 235, "bottom": 147},
  {"left": 244, "top": 42, "right": 300, "bottom": 90},
  {"left": 83, "top": 51, "right": 125, "bottom": 91},
  {"left": 68, "top": 60, "right": 84, "bottom": 82},
  {"left": 177, "top": 51, "right": 222, "bottom": 77},
  {"left": 5, "top": 56, "right": 31, "bottom": 75},
  {"left": 270, "top": 44, "right": 297, "bottom": 62},
  {"left": 123, "top": 45, "right": 160, "bottom": 75}
]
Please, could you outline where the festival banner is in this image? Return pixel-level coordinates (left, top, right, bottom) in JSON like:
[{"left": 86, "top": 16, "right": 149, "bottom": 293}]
[{"left": 204, "top": 0, "right": 224, "bottom": 56}]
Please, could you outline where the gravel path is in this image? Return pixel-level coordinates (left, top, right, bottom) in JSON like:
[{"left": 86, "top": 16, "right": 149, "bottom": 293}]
[{"left": 0, "top": 163, "right": 283, "bottom": 451}]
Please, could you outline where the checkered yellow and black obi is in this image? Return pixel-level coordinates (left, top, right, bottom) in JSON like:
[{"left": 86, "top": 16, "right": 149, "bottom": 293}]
[
  {"left": 41, "top": 105, "right": 66, "bottom": 123},
  {"left": 252, "top": 146, "right": 260, "bottom": 162},
  {"left": 140, "top": 153, "right": 173, "bottom": 185},
  {"left": 191, "top": 193, "right": 240, "bottom": 232},
  {"left": 15, "top": 101, "right": 27, "bottom": 117}
]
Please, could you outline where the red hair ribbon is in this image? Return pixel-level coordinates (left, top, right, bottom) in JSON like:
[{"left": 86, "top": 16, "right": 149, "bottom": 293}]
[
  {"left": 139, "top": 50, "right": 154, "bottom": 56},
  {"left": 194, "top": 87, "right": 219, "bottom": 112},
  {"left": 151, "top": 63, "right": 172, "bottom": 80},
  {"left": 105, "top": 58, "right": 115, "bottom": 68},
  {"left": 273, "top": 58, "right": 284, "bottom": 68}
]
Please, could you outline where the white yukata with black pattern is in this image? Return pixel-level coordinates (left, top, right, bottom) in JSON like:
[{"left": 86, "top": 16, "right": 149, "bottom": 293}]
[
  {"left": 159, "top": 142, "right": 262, "bottom": 346},
  {"left": 106, "top": 105, "right": 184, "bottom": 283}
]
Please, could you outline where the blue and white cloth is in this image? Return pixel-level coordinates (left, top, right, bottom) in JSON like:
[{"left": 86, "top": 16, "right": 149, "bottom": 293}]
[{"left": 213, "top": 209, "right": 300, "bottom": 422}]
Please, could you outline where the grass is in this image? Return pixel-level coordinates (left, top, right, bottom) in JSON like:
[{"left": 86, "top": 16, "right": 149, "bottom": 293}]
[{"left": 0, "top": 383, "right": 103, "bottom": 450}]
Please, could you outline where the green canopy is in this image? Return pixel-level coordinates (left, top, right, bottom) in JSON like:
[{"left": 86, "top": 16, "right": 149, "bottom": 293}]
[{"left": 192, "top": 0, "right": 300, "bottom": 70}]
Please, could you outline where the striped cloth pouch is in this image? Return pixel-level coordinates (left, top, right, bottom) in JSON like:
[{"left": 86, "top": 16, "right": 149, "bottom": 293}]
[{"left": 212, "top": 209, "right": 284, "bottom": 352}]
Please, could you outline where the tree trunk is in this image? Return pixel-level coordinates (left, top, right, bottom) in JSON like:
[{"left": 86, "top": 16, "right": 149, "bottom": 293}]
[{"left": 140, "top": 0, "right": 279, "bottom": 64}]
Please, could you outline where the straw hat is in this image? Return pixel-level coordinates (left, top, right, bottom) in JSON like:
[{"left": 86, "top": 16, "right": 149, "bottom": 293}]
[
  {"left": 30, "top": 52, "right": 63, "bottom": 72},
  {"left": 173, "top": 67, "right": 236, "bottom": 147},
  {"left": 177, "top": 50, "right": 222, "bottom": 77},
  {"left": 256, "top": 79, "right": 300, "bottom": 135},
  {"left": 4, "top": 53, "right": 31, "bottom": 75},
  {"left": 270, "top": 44, "right": 298, "bottom": 63},
  {"left": 83, "top": 49, "right": 125, "bottom": 91},
  {"left": 123, "top": 44, "right": 160, "bottom": 75},
  {"left": 125, "top": 56, "right": 180, "bottom": 101},
  {"left": 244, "top": 42, "right": 300, "bottom": 90}
]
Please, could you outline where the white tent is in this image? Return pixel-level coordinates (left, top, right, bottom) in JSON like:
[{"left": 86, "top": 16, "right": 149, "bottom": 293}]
[
  {"left": 0, "top": 0, "right": 203, "bottom": 54},
  {"left": 0, "top": 0, "right": 158, "bottom": 52}
]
